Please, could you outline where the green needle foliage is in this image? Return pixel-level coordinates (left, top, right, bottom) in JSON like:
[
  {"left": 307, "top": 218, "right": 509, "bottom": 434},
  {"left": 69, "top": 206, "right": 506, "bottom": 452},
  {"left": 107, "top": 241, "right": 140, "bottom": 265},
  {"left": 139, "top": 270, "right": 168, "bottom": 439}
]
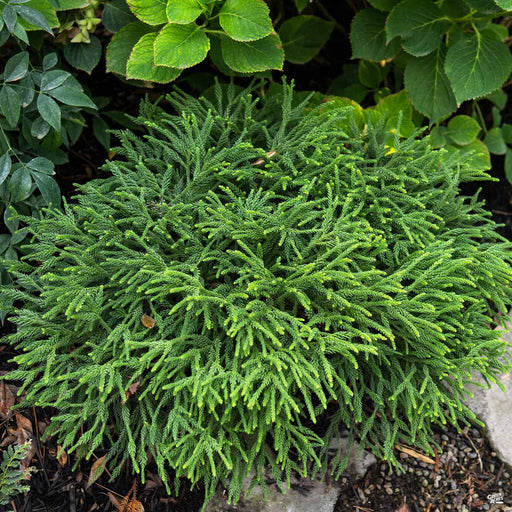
[
  {"left": 0, "top": 443, "right": 31, "bottom": 505},
  {"left": 2, "top": 81, "right": 512, "bottom": 509}
]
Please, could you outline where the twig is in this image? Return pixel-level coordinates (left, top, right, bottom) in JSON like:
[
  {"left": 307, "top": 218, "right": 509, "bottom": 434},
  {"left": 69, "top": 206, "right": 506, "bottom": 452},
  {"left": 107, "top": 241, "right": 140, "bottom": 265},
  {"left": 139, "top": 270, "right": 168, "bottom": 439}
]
[
  {"left": 463, "top": 430, "right": 483, "bottom": 472},
  {"left": 492, "top": 210, "right": 512, "bottom": 216}
]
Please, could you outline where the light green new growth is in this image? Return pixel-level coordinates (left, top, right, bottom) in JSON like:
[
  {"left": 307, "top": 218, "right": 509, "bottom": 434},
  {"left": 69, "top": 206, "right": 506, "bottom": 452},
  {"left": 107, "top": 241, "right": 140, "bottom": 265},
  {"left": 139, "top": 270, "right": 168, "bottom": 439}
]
[
  {"left": 1, "top": 81, "right": 512, "bottom": 510},
  {"left": 0, "top": 443, "right": 31, "bottom": 505}
]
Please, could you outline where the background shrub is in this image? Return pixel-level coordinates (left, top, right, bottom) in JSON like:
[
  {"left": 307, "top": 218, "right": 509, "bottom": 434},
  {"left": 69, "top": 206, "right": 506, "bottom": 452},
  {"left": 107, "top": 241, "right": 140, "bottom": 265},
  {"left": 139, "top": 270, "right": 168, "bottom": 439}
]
[{"left": 2, "top": 82, "right": 512, "bottom": 509}]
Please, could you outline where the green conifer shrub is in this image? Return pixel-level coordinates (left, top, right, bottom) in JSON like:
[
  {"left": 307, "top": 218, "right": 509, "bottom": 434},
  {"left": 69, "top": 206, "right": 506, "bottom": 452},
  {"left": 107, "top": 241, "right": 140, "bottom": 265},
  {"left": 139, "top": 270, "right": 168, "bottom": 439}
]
[{"left": 2, "top": 82, "right": 512, "bottom": 509}]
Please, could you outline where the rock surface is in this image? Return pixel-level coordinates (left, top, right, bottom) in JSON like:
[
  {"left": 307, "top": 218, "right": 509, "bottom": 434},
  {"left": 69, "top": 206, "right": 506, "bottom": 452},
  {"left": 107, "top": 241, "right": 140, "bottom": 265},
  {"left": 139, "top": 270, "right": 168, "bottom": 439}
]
[
  {"left": 462, "top": 323, "right": 512, "bottom": 470},
  {"left": 204, "top": 438, "right": 376, "bottom": 512}
]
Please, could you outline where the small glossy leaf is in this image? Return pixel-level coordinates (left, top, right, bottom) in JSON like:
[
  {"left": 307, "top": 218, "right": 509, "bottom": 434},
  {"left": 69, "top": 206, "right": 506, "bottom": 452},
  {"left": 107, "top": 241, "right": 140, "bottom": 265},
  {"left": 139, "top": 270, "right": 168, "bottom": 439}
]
[
  {"left": 26, "top": 156, "right": 55, "bottom": 174},
  {"left": 3, "top": 5, "right": 18, "bottom": 33},
  {"left": 351, "top": 8, "right": 401, "bottom": 61},
  {"left": 102, "top": 0, "right": 135, "bottom": 32},
  {"left": 48, "top": 84, "right": 97, "bottom": 108},
  {"left": 4, "top": 52, "right": 29, "bottom": 82},
  {"left": 387, "top": 0, "right": 447, "bottom": 57},
  {"left": 106, "top": 21, "right": 153, "bottom": 75},
  {"left": 3, "top": 207, "right": 18, "bottom": 233},
  {"left": 37, "top": 94, "right": 61, "bottom": 131},
  {"left": 40, "top": 70, "right": 70, "bottom": 91},
  {"left": 31, "top": 117, "right": 51, "bottom": 139},
  {"left": 18, "top": 75, "right": 34, "bottom": 106},
  {"left": 63, "top": 36, "right": 102, "bottom": 73},
  {"left": 404, "top": 46, "right": 457, "bottom": 122},
  {"left": 0, "top": 153, "right": 12, "bottom": 186},
  {"left": 31, "top": 172, "right": 60, "bottom": 206},
  {"left": 127, "top": 0, "right": 167, "bottom": 25},
  {"left": 12, "top": 21, "right": 29, "bottom": 43},
  {"left": 505, "top": 148, "right": 512, "bottom": 183},
  {"left": 0, "top": 86, "right": 22, "bottom": 127},
  {"left": 446, "top": 115, "right": 480, "bottom": 145},
  {"left": 9, "top": 166, "right": 32, "bottom": 202},
  {"left": 221, "top": 33, "right": 284, "bottom": 72},
  {"left": 154, "top": 23, "right": 209, "bottom": 69},
  {"left": 166, "top": 0, "right": 203, "bottom": 24},
  {"left": 43, "top": 52, "right": 58, "bottom": 70},
  {"left": 278, "top": 15, "right": 333, "bottom": 64},
  {"left": 127, "top": 31, "right": 182, "bottom": 82},
  {"left": 429, "top": 126, "right": 447, "bottom": 148},
  {"left": 484, "top": 127, "right": 507, "bottom": 155},
  {"left": 219, "top": 0, "right": 272, "bottom": 42},
  {"left": 14, "top": 4, "right": 52, "bottom": 32}
]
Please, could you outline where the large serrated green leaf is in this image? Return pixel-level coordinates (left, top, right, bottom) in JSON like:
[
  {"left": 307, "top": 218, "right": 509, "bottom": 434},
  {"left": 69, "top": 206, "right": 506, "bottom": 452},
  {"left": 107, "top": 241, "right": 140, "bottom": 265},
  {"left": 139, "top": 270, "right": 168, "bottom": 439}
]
[
  {"left": 221, "top": 33, "right": 284, "bottom": 72},
  {"left": 495, "top": 0, "right": 512, "bottom": 8},
  {"left": 464, "top": 0, "right": 499, "bottom": 12},
  {"left": 368, "top": 90, "right": 416, "bottom": 137},
  {"left": 154, "top": 23, "right": 209, "bottom": 69},
  {"left": 404, "top": 46, "right": 457, "bottom": 122},
  {"left": 166, "top": 0, "right": 203, "bottom": 24},
  {"left": 127, "top": 0, "right": 167, "bottom": 25},
  {"left": 386, "top": 0, "right": 448, "bottom": 57},
  {"left": 368, "top": 0, "right": 399, "bottom": 10},
  {"left": 127, "top": 32, "right": 182, "bottom": 82},
  {"left": 106, "top": 21, "right": 153, "bottom": 75},
  {"left": 445, "top": 30, "right": 512, "bottom": 104},
  {"left": 278, "top": 15, "right": 333, "bottom": 64},
  {"left": 219, "top": 0, "right": 273, "bottom": 42},
  {"left": 351, "top": 8, "right": 401, "bottom": 61}
]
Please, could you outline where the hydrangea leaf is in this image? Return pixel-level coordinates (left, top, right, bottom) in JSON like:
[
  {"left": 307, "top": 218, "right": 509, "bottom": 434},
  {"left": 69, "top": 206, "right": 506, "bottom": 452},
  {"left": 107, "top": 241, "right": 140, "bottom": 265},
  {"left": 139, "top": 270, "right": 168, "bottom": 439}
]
[
  {"left": 127, "top": 0, "right": 167, "bottom": 25},
  {"left": 166, "top": 0, "right": 203, "bottom": 24},
  {"left": 219, "top": 0, "right": 273, "bottom": 42}
]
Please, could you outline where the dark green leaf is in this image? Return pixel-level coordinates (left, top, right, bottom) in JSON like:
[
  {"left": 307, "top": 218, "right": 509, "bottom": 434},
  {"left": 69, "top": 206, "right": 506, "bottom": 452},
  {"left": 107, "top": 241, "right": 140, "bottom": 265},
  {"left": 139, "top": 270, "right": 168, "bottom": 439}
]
[
  {"left": 219, "top": 0, "right": 273, "bottom": 42},
  {"left": 102, "top": 0, "right": 135, "bottom": 32},
  {"left": 0, "top": 234, "right": 10, "bottom": 255},
  {"left": 154, "top": 23, "right": 210, "bottom": 69},
  {"left": 63, "top": 36, "right": 102, "bottom": 73},
  {"left": 484, "top": 88, "right": 507, "bottom": 109},
  {"left": 3, "top": 5, "right": 18, "bottom": 33},
  {"left": 40, "top": 69, "right": 70, "bottom": 91},
  {"left": 464, "top": 0, "right": 499, "bottom": 12},
  {"left": 404, "top": 46, "right": 457, "bottom": 122},
  {"left": 505, "top": 148, "right": 512, "bottom": 183},
  {"left": 14, "top": 4, "right": 52, "bottom": 32},
  {"left": 9, "top": 166, "right": 32, "bottom": 202},
  {"left": 26, "top": 156, "right": 55, "bottom": 174},
  {"left": 350, "top": 8, "right": 401, "bottom": 61},
  {"left": 37, "top": 93, "right": 61, "bottom": 131},
  {"left": 294, "top": 0, "right": 308, "bottom": 11},
  {"left": 31, "top": 117, "right": 51, "bottom": 139},
  {"left": 0, "top": 86, "right": 22, "bottom": 127},
  {"left": 92, "top": 116, "right": 111, "bottom": 150},
  {"left": 49, "top": 0, "right": 88, "bottom": 10},
  {"left": 127, "top": 31, "right": 182, "bottom": 82},
  {"left": 47, "top": 84, "right": 97, "bottom": 108},
  {"left": 31, "top": 172, "right": 60, "bottom": 206},
  {"left": 18, "top": 75, "right": 34, "bottom": 106},
  {"left": 359, "top": 60, "right": 382, "bottom": 88},
  {"left": 3, "top": 207, "right": 18, "bottom": 233},
  {"left": 105, "top": 21, "right": 152, "bottom": 76},
  {"left": 11, "top": 21, "right": 28, "bottom": 43},
  {"left": 502, "top": 123, "right": 512, "bottom": 144},
  {"left": 42, "top": 52, "right": 58, "bottom": 70},
  {"left": 278, "top": 15, "right": 333, "bottom": 64},
  {"left": 4, "top": 51, "right": 29, "bottom": 82},
  {"left": 484, "top": 127, "right": 507, "bottom": 154},
  {"left": 445, "top": 30, "right": 512, "bottom": 104},
  {"left": 495, "top": 0, "right": 512, "bottom": 8},
  {"left": 0, "top": 153, "right": 12, "bottom": 186},
  {"left": 221, "top": 33, "right": 284, "bottom": 73},
  {"left": 387, "top": 0, "right": 447, "bottom": 57}
]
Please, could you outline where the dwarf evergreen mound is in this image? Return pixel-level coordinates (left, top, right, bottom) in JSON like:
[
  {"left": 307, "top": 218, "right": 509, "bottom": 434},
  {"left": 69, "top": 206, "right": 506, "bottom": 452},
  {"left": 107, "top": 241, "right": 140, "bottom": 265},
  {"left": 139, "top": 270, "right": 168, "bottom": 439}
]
[{"left": 2, "top": 83, "right": 512, "bottom": 508}]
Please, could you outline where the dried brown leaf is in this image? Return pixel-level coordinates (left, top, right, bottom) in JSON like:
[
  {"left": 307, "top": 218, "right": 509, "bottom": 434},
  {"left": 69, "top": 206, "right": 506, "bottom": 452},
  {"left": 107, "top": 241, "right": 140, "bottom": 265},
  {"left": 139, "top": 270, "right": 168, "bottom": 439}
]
[
  {"left": 395, "top": 497, "right": 410, "bottom": 512},
  {"left": 57, "top": 445, "right": 68, "bottom": 467},
  {"left": 123, "top": 379, "right": 141, "bottom": 404},
  {"left": 108, "top": 491, "right": 122, "bottom": 509},
  {"left": 0, "top": 381, "right": 15, "bottom": 419},
  {"left": 141, "top": 314, "right": 155, "bottom": 329},
  {"left": 15, "top": 413, "right": 33, "bottom": 435},
  {"left": 87, "top": 455, "right": 106, "bottom": 488},
  {"left": 119, "top": 481, "right": 144, "bottom": 512}
]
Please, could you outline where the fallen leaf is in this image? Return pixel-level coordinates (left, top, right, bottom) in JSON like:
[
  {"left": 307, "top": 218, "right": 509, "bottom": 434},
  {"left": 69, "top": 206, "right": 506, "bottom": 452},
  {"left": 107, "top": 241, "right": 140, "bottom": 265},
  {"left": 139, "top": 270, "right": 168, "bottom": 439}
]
[
  {"left": 15, "top": 413, "right": 33, "bottom": 435},
  {"left": 57, "top": 445, "right": 68, "bottom": 467},
  {"left": 108, "top": 491, "right": 122, "bottom": 509},
  {"left": 0, "top": 381, "right": 15, "bottom": 418},
  {"left": 395, "top": 444, "right": 435, "bottom": 464},
  {"left": 87, "top": 455, "right": 106, "bottom": 488},
  {"left": 141, "top": 314, "right": 155, "bottom": 329},
  {"left": 395, "top": 496, "right": 410, "bottom": 512},
  {"left": 119, "top": 481, "right": 144, "bottom": 512}
]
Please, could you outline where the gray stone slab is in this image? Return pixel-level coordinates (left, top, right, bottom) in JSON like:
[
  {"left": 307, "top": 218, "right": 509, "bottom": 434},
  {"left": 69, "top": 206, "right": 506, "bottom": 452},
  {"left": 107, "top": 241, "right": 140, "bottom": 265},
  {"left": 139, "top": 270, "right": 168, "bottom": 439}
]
[
  {"left": 462, "top": 321, "right": 512, "bottom": 470},
  {"left": 204, "top": 438, "right": 376, "bottom": 512}
]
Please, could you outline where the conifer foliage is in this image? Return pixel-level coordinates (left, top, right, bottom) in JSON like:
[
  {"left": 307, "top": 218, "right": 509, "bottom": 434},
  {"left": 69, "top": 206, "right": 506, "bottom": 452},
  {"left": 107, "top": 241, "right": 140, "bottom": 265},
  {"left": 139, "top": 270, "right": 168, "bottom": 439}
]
[{"left": 2, "top": 82, "right": 512, "bottom": 508}]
